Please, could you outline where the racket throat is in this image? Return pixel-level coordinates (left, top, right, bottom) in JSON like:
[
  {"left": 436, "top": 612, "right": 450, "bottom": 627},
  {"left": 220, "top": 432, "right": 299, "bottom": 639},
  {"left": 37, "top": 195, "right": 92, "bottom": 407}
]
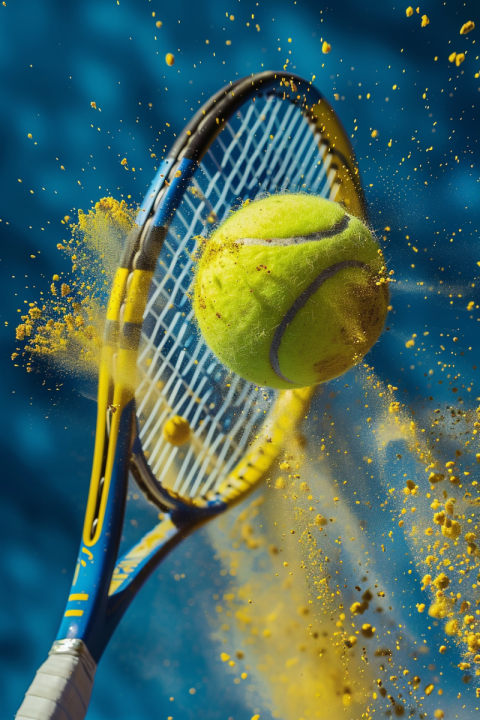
[{"left": 130, "top": 430, "right": 228, "bottom": 526}]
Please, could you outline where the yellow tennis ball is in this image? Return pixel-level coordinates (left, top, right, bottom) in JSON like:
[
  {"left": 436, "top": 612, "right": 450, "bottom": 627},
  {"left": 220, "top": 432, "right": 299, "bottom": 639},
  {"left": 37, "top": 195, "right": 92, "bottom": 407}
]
[
  {"left": 193, "top": 194, "right": 389, "bottom": 390},
  {"left": 163, "top": 415, "right": 191, "bottom": 446}
]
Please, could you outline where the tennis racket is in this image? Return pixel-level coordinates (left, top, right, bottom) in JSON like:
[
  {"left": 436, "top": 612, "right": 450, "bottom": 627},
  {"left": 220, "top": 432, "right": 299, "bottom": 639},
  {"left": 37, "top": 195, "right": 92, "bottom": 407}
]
[{"left": 16, "top": 70, "right": 368, "bottom": 720}]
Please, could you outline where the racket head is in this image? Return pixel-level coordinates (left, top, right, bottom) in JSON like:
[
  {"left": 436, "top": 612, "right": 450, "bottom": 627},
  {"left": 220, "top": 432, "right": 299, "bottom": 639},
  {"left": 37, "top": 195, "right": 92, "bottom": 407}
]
[{"left": 116, "top": 71, "right": 368, "bottom": 517}]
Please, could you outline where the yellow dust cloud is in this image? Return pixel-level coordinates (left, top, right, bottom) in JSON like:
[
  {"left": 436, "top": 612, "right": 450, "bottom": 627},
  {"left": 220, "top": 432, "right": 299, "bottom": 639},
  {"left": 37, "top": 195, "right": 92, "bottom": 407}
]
[
  {"left": 207, "top": 489, "right": 377, "bottom": 720},
  {"left": 13, "top": 197, "right": 136, "bottom": 381},
  {"left": 206, "top": 360, "right": 480, "bottom": 717},
  {"left": 344, "top": 367, "right": 480, "bottom": 675}
]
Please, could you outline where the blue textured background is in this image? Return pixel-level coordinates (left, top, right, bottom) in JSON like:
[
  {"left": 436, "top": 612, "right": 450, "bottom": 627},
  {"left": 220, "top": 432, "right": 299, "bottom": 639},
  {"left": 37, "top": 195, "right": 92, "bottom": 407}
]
[{"left": 1, "top": 0, "right": 479, "bottom": 717}]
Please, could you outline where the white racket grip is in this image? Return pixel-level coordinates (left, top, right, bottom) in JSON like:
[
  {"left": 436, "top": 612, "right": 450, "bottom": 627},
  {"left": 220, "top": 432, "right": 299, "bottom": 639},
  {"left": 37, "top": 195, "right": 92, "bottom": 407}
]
[{"left": 16, "top": 639, "right": 97, "bottom": 720}]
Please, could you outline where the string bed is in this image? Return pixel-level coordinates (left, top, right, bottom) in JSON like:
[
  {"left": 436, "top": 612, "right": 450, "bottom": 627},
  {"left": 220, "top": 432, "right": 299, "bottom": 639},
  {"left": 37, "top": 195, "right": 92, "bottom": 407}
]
[{"left": 135, "top": 94, "right": 334, "bottom": 501}]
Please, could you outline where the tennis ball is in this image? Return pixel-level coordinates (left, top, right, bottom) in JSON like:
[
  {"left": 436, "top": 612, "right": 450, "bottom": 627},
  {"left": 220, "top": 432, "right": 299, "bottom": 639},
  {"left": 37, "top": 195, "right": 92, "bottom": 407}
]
[
  {"left": 193, "top": 194, "right": 388, "bottom": 390},
  {"left": 163, "top": 415, "right": 191, "bottom": 446}
]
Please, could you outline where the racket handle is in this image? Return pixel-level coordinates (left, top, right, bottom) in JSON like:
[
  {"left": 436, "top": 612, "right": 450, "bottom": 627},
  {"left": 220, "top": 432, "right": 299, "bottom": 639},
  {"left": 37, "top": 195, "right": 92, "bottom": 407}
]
[{"left": 16, "top": 639, "right": 96, "bottom": 720}]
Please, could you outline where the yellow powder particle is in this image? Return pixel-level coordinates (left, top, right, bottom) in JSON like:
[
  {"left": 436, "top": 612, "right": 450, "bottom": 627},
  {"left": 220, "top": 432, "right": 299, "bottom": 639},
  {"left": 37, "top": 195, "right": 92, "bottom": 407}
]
[
  {"left": 361, "top": 624, "right": 375, "bottom": 638},
  {"left": 166, "top": 53, "right": 175, "bottom": 66},
  {"left": 220, "top": 653, "right": 230, "bottom": 662},
  {"left": 29, "top": 307, "right": 42, "bottom": 320},
  {"left": 465, "top": 637, "right": 479, "bottom": 653},
  {"left": 439, "top": 645, "right": 446, "bottom": 654},
  {"left": 441, "top": 519, "right": 461, "bottom": 540},
  {"left": 322, "top": 41, "right": 331, "bottom": 54},
  {"left": 421, "top": 15, "right": 429, "bottom": 27},
  {"left": 444, "top": 499, "right": 455, "bottom": 514},
  {"left": 449, "top": 52, "right": 457, "bottom": 63},
  {"left": 429, "top": 602, "right": 446, "bottom": 619},
  {"left": 434, "top": 710, "right": 444, "bottom": 719},
  {"left": 405, "top": 339, "right": 415, "bottom": 348},
  {"left": 460, "top": 21, "right": 475, "bottom": 35},
  {"left": 433, "top": 573, "right": 449, "bottom": 590},
  {"left": 429, "top": 472, "right": 445, "bottom": 484},
  {"left": 406, "top": 7, "right": 413, "bottom": 17},
  {"left": 156, "top": 20, "right": 162, "bottom": 28},
  {"left": 425, "top": 684, "right": 434, "bottom": 696},
  {"left": 350, "top": 602, "right": 364, "bottom": 615},
  {"left": 455, "top": 53, "right": 465, "bottom": 66},
  {"left": 445, "top": 619, "right": 458, "bottom": 636}
]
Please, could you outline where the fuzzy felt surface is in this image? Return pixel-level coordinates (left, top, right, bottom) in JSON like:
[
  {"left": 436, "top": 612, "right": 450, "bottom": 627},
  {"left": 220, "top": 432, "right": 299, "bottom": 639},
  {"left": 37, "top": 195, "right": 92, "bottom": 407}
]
[{"left": 194, "top": 194, "right": 389, "bottom": 389}]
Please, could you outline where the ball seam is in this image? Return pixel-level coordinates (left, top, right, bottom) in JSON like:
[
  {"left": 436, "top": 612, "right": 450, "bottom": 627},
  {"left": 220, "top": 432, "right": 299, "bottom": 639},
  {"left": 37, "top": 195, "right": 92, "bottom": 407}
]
[{"left": 269, "top": 259, "right": 368, "bottom": 384}]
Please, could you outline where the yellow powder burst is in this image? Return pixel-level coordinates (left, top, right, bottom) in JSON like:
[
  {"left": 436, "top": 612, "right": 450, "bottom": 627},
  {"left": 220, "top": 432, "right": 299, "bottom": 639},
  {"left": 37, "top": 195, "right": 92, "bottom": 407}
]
[
  {"left": 357, "top": 370, "right": 480, "bottom": 669},
  {"left": 207, "top": 492, "right": 376, "bottom": 719},
  {"left": 13, "top": 197, "right": 136, "bottom": 380},
  {"left": 215, "top": 364, "right": 480, "bottom": 710}
]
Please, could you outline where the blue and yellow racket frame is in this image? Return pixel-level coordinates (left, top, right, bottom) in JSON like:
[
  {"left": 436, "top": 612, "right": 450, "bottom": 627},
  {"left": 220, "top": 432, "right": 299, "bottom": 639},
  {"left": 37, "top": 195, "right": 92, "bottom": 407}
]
[
  {"left": 56, "top": 70, "right": 367, "bottom": 663},
  {"left": 17, "top": 70, "right": 369, "bottom": 720}
]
